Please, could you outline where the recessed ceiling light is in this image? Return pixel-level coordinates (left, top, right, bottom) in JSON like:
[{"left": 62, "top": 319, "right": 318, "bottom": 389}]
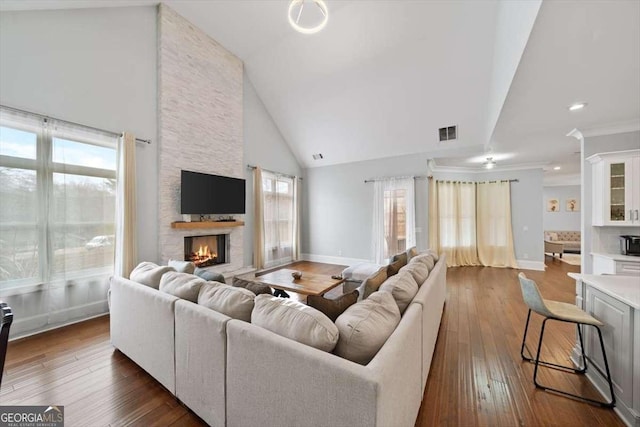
[
  {"left": 553, "top": 166, "right": 561, "bottom": 170},
  {"left": 568, "top": 102, "right": 587, "bottom": 111}
]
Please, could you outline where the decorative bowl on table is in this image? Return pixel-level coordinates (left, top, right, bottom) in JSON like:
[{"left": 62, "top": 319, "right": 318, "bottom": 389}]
[{"left": 291, "top": 271, "right": 302, "bottom": 280}]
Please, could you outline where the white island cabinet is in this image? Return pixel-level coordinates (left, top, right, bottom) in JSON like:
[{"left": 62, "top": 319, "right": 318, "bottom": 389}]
[{"left": 569, "top": 273, "right": 640, "bottom": 427}]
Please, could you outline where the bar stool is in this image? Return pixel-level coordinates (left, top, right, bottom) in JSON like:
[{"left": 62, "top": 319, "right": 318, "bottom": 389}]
[
  {"left": 0, "top": 302, "right": 13, "bottom": 388},
  {"left": 517, "top": 273, "right": 615, "bottom": 407}
]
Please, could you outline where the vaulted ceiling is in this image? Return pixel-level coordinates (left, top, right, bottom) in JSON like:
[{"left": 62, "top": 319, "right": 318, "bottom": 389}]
[{"left": 1, "top": 0, "right": 639, "bottom": 183}]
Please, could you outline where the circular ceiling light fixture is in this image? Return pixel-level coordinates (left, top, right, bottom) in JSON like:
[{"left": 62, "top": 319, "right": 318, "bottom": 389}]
[
  {"left": 483, "top": 157, "right": 496, "bottom": 169},
  {"left": 568, "top": 102, "right": 588, "bottom": 111},
  {"left": 288, "top": 0, "right": 329, "bottom": 35}
]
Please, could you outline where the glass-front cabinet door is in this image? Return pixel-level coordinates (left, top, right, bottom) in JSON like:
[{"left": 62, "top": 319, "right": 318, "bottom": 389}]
[{"left": 609, "top": 162, "right": 626, "bottom": 222}]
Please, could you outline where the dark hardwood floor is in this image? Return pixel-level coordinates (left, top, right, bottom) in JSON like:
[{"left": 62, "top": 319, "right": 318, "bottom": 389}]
[{"left": 0, "top": 257, "right": 624, "bottom": 426}]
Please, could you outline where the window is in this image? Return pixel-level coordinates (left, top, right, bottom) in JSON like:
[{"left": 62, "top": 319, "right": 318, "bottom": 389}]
[
  {"left": 0, "top": 108, "right": 118, "bottom": 337},
  {"left": 262, "top": 172, "right": 295, "bottom": 268}
]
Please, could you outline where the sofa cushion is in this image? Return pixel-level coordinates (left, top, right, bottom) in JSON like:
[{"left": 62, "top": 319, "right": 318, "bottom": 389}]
[
  {"left": 307, "top": 290, "right": 359, "bottom": 322},
  {"left": 386, "top": 259, "right": 404, "bottom": 277},
  {"left": 379, "top": 271, "right": 419, "bottom": 314},
  {"left": 130, "top": 262, "right": 175, "bottom": 289},
  {"left": 341, "top": 262, "right": 383, "bottom": 282},
  {"left": 410, "top": 253, "right": 435, "bottom": 271},
  {"left": 159, "top": 271, "right": 206, "bottom": 302},
  {"left": 198, "top": 283, "right": 255, "bottom": 322},
  {"left": 406, "top": 246, "right": 419, "bottom": 262},
  {"left": 399, "top": 262, "right": 429, "bottom": 285},
  {"left": 232, "top": 277, "right": 273, "bottom": 296},
  {"left": 194, "top": 267, "right": 226, "bottom": 283},
  {"left": 359, "top": 267, "right": 388, "bottom": 300},
  {"left": 252, "top": 295, "right": 339, "bottom": 352},
  {"left": 334, "top": 291, "right": 401, "bottom": 365},
  {"left": 168, "top": 259, "right": 196, "bottom": 274},
  {"left": 426, "top": 249, "right": 440, "bottom": 262}
]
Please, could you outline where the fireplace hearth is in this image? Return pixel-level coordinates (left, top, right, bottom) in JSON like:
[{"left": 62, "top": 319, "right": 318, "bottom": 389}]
[{"left": 184, "top": 234, "right": 228, "bottom": 267}]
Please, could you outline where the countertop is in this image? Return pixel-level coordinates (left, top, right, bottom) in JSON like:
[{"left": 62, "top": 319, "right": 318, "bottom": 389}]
[
  {"left": 591, "top": 252, "right": 640, "bottom": 262},
  {"left": 568, "top": 273, "right": 640, "bottom": 309}
]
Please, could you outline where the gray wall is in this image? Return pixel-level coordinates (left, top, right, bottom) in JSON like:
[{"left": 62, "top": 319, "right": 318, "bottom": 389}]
[
  {"left": 583, "top": 130, "right": 640, "bottom": 273},
  {"left": 303, "top": 155, "right": 544, "bottom": 267},
  {"left": 433, "top": 168, "right": 544, "bottom": 265},
  {"left": 0, "top": 6, "right": 159, "bottom": 262},
  {"left": 543, "top": 185, "right": 581, "bottom": 231},
  {"left": 303, "top": 153, "right": 430, "bottom": 263},
  {"left": 243, "top": 74, "right": 302, "bottom": 267}
]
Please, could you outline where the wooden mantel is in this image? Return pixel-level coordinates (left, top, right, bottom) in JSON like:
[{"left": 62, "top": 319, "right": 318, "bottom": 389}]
[{"left": 171, "top": 220, "right": 245, "bottom": 230}]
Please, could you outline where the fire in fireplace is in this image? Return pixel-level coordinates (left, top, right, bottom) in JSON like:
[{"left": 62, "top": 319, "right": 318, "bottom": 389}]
[{"left": 184, "top": 234, "right": 228, "bottom": 267}]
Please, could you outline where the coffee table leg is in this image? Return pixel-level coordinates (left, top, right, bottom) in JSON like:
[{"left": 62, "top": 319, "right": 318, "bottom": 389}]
[{"left": 273, "top": 289, "right": 290, "bottom": 298}]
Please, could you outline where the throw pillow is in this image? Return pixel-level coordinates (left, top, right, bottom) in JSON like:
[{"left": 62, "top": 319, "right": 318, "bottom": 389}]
[
  {"left": 159, "top": 271, "right": 206, "bottom": 302},
  {"left": 411, "top": 253, "right": 435, "bottom": 271},
  {"left": 406, "top": 246, "right": 419, "bottom": 262},
  {"left": 425, "top": 249, "right": 440, "bottom": 262},
  {"left": 399, "top": 262, "right": 429, "bottom": 285},
  {"left": 379, "top": 271, "right": 418, "bottom": 314},
  {"left": 198, "top": 283, "right": 255, "bottom": 322},
  {"left": 168, "top": 259, "right": 196, "bottom": 274},
  {"left": 130, "top": 262, "right": 175, "bottom": 289},
  {"left": 232, "top": 277, "right": 273, "bottom": 296},
  {"left": 194, "top": 267, "right": 226, "bottom": 283},
  {"left": 334, "top": 291, "right": 401, "bottom": 365},
  {"left": 391, "top": 252, "right": 408, "bottom": 266},
  {"left": 358, "top": 267, "right": 388, "bottom": 300},
  {"left": 386, "top": 259, "right": 404, "bottom": 277},
  {"left": 307, "top": 290, "right": 359, "bottom": 322},
  {"left": 252, "top": 295, "right": 339, "bottom": 352}
]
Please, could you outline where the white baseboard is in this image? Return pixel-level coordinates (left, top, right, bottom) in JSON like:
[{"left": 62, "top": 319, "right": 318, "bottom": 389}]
[
  {"left": 516, "top": 259, "right": 546, "bottom": 271},
  {"left": 301, "top": 253, "right": 371, "bottom": 267}
]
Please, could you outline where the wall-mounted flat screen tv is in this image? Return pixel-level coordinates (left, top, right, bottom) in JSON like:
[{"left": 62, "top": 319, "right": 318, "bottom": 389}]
[{"left": 181, "top": 170, "right": 246, "bottom": 215}]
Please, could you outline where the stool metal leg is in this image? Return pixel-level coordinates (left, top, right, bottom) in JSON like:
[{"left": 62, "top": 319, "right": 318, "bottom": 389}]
[
  {"left": 521, "top": 313, "right": 585, "bottom": 374},
  {"left": 529, "top": 317, "right": 615, "bottom": 407}
]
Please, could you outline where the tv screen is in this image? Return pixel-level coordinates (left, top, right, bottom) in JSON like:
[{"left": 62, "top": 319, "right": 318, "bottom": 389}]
[{"left": 181, "top": 170, "right": 246, "bottom": 215}]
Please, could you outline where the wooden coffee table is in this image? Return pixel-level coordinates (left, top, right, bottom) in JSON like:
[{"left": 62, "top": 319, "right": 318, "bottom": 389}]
[{"left": 251, "top": 269, "right": 345, "bottom": 297}]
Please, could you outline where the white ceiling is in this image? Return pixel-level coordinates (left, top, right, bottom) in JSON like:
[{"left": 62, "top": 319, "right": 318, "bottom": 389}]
[{"left": 2, "top": 0, "right": 639, "bottom": 184}]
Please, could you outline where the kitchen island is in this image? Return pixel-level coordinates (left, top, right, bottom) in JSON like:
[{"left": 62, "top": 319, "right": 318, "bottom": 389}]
[{"left": 568, "top": 273, "right": 640, "bottom": 427}]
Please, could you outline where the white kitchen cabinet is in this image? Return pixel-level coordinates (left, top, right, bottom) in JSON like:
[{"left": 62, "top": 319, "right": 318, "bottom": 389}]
[
  {"left": 570, "top": 274, "right": 640, "bottom": 427},
  {"left": 588, "top": 150, "right": 640, "bottom": 226},
  {"left": 592, "top": 252, "right": 640, "bottom": 275}
]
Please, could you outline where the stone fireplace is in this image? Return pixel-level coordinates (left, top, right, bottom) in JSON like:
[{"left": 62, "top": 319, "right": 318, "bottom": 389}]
[{"left": 184, "top": 234, "right": 229, "bottom": 267}]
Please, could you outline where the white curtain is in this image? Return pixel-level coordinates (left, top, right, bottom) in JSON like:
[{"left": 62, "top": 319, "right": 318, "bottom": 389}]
[
  {"left": 372, "top": 177, "right": 416, "bottom": 264},
  {"left": 435, "top": 181, "right": 480, "bottom": 267},
  {"left": 429, "top": 179, "right": 518, "bottom": 268},
  {"left": 115, "top": 132, "right": 137, "bottom": 278},
  {"left": 253, "top": 167, "right": 265, "bottom": 270},
  {"left": 477, "top": 181, "right": 518, "bottom": 268},
  {"left": 292, "top": 176, "right": 301, "bottom": 261},
  {"left": 261, "top": 171, "right": 295, "bottom": 269}
]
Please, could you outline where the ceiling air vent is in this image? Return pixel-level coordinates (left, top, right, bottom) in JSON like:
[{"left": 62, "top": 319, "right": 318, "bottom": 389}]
[
  {"left": 312, "top": 153, "right": 324, "bottom": 160},
  {"left": 439, "top": 125, "right": 457, "bottom": 142}
]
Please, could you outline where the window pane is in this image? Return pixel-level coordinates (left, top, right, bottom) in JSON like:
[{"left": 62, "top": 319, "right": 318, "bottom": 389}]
[
  {"left": 0, "top": 126, "right": 37, "bottom": 159},
  {"left": 53, "top": 137, "right": 116, "bottom": 170},
  {"left": 50, "top": 173, "right": 115, "bottom": 274},
  {"left": 0, "top": 167, "right": 39, "bottom": 282}
]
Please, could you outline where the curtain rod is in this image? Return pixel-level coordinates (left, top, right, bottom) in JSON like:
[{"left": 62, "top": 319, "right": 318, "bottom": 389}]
[
  {"left": 247, "top": 164, "right": 302, "bottom": 180},
  {"left": 431, "top": 179, "right": 519, "bottom": 184},
  {"left": 364, "top": 175, "right": 428, "bottom": 183},
  {"left": 0, "top": 104, "right": 152, "bottom": 145}
]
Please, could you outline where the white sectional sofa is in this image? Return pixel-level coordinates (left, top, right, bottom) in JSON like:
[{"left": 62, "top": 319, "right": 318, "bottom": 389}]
[{"left": 109, "top": 254, "right": 447, "bottom": 427}]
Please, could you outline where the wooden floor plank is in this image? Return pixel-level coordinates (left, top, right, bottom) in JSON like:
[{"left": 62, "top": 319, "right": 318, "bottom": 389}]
[{"left": 0, "top": 258, "right": 625, "bottom": 426}]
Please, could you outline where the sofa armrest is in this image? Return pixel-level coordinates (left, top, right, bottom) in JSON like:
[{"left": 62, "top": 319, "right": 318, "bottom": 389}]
[{"left": 109, "top": 276, "right": 179, "bottom": 393}]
